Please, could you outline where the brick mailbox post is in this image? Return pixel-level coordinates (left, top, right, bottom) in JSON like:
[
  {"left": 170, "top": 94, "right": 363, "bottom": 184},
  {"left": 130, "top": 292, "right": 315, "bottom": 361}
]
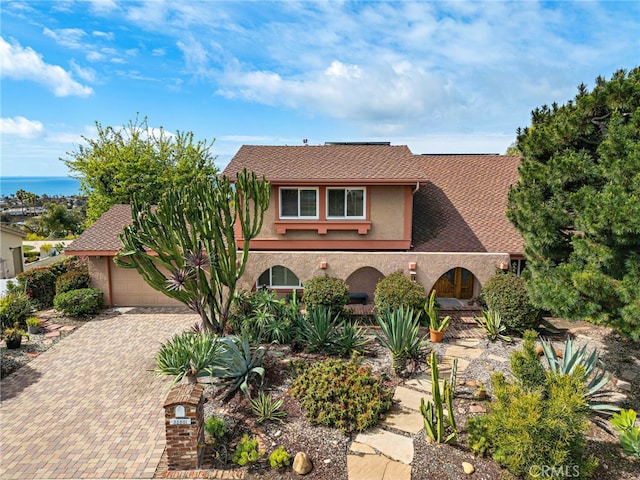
[{"left": 163, "top": 383, "right": 205, "bottom": 471}]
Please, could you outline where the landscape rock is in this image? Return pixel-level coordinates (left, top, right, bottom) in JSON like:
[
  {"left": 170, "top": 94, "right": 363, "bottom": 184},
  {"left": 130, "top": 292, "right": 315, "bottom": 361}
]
[
  {"left": 462, "top": 461, "right": 475, "bottom": 474},
  {"left": 293, "top": 452, "right": 313, "bottom": 475}
]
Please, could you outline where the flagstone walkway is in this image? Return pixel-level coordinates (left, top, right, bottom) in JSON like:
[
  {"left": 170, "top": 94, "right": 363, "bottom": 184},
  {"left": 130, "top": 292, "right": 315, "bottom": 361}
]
[{"left": 346, "top": 338, "right": 489, "bottom": 480}]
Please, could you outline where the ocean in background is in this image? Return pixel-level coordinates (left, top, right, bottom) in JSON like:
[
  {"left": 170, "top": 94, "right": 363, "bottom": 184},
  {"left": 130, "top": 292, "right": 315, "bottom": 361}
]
[{"left": 0, "top": 177, "right": 82, "bottom": 197}]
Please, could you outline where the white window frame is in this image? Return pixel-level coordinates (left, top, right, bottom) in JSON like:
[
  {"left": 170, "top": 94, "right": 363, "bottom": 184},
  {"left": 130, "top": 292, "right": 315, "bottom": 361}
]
[
  {"left": 326, "top": 187, "right": 366, "bottom": 219},
  {"left": 279, "top": 187, "right": 319, "bottom": 219},
  {"left": 257, "top": 266, "right": 303, "bottom": 289}
]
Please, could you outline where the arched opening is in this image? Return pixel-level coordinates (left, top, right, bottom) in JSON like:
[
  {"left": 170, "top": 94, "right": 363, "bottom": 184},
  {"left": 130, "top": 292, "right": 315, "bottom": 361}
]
[
  {"left": 433, "top": 267, "right": 475, "bottom": 299},
  {"left": 256, "top": 265, "right": 302, "bottom": 291},
  {"left": 345, "top": 267, "right": 384, "bottom": 304}
]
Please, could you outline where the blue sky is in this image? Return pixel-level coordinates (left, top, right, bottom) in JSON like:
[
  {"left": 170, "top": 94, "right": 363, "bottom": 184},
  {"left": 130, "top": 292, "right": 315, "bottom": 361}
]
[{"left": 1, "top": 0, "right": 638, "bottom": 177}]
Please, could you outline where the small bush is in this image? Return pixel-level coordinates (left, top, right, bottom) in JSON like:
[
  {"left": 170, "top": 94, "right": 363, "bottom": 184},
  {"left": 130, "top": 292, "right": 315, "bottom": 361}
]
[
  {"left": 232, "top": 434, "right": 263, "bottom": 466},
  {"left": 290, "top": 356, "right": 393, "bottom": 434},
  {"left": 55, "top": 270, "right": 90, "bottom": 294},
  {"left": 0, "top": 292, "right": 33, "bottom": 330},
  {"left": 47, "top": 256, "right": 87, "bottom": 278},
  {"left": 204, "top": 415, "right": 227, "bottom": 445},
  {"left": 481, "top": 272, "right": 542, "bottom": 334},
  {"left": 53, "top": 288, "right": 103, "bottom": 316},
  {"left": 510, "top": 329, "right": 546, "bottom": 391},
  {"left": 480, "top": 369, "right": 597, "bottom": 479},
  {"left": 302, "top": 275, "right": 350, "bottom": 313},
  {"left": 374, "top": 271, "right": 426, "bottom": 313},
  {"left": 269, "top": 446, "right": 291, "bottom": 469},
  {"left": 17, "top": 269, "right": 56, "bottom": 309}
]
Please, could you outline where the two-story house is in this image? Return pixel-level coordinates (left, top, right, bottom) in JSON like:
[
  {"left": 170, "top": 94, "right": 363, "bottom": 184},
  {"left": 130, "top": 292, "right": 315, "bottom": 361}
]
[{"left": 66, "top": 142, "right": 524, "bottom": 307}]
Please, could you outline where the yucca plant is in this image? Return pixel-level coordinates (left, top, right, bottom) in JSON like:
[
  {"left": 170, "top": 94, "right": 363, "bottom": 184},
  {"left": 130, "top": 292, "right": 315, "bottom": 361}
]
[
  {"left": 374, "top": 306, "right": 428, "bottom": 375},
  {"left": 332, "top": 321, "right": 370, "bottom": 357},
  {"left": 207, "top": 331, "right": 266, "bottom": 400},
  {"left": 298, "top": 306, "right": 340, "bottom": 353},
  {"left": 155, "top": 331, "right": 221, "bottom": 384},
  {"left": 250, "top": 391, "right": 287, "bottom": 423},
  {"left": 474, "top": 310, "right": 512, "bottom": 342},
  {"left": 541, "top": 336, "right": 616, "bottom": 411}
]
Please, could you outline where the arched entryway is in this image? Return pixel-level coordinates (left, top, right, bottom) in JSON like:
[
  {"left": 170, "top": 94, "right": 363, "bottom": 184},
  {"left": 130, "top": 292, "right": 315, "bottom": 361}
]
[
  {"left": 345, "top": 267, "right": 385, "bottom": 304},
  {"left": 433, "top": 267, "right": 475, "bottom": 299}
]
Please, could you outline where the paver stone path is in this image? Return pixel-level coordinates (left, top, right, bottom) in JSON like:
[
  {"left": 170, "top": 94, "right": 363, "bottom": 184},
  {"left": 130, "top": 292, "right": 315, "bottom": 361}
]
[{"left": 0, "top": 309, "right": 196, "bottom": 479}]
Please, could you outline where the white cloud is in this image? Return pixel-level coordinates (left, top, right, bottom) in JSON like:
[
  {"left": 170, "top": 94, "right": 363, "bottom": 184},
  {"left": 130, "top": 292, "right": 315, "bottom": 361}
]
[
  {"left": 42, "top": 27, "right": 87, "bottom": 49},
  {"left": 0, "top": 116, "right": 44, "bottom": 137},
  {"left": 71, "top": 60, "right": 96, "bottom": 83},
  {"left": 92, "top": 31, "right": 114, "bottom": 41},
  {"left": 151, "top": 48, "right": 166, "bottom": 56},
  {"left": 0, "top": 37, "right": 93, "bottom": 97}
]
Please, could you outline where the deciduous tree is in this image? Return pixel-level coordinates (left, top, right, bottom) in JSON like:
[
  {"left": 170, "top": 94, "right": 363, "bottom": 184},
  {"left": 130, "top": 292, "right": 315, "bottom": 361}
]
[
  {"left": 507, "top": 68, "right": 640, "bottom": 340},
  {"left": 62, "top": 116, "right": 217, "bottom": 224},
  {"left": 115, "top": 170, "right": 270, "bottom": 334}
]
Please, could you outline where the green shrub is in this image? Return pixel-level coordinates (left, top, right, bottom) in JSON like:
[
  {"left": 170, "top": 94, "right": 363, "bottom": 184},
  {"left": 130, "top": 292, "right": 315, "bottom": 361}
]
[
  {"left": 204, "top": 415, "right": 227, "bottom": 445},
  {"left": 232, "top": 434, "right": 263, "bottom": 466},
  {"left": 302, "top": 275, "right": 350, "bottom": 313},
  {"left": 290, "top": 356, "right": 393, "bottom": 434},
  {"left": 156, "top": 331, "right": 222, "bottom": 383},
  {"left": 0, "top": 292, "right": 33, "bottom": 330},
  {"left": 611, "top": 409, "right": 640, "bottom": 458},
  {"left": 17, "top": 268, "right": 56, "bottom": 309},
  {"left": 53, "top": 288, "right": 103, "bottom": 316},
  {"left": 228, "top": 289, "right": 297, "bottom": 343},
  {"left": 481, "top": 272, "right": 542, "bottom": 334},
  {"left": 55, "top": 270, "right": 90, "bottom": 294},
  {"left": 480, "top": 369, "right": 597, "bottom": 479},
  {"left": 374, "top": 271, "right": 426, "bottom": 313},
  {"left": 47, "top": 256, "right": 87, "bottom": 278},
  {"left": 510, "top": 329, "right": 547, "bottom": 391},
  {"left": 269, "top": 446, "right": 291, "bottom": 469}
]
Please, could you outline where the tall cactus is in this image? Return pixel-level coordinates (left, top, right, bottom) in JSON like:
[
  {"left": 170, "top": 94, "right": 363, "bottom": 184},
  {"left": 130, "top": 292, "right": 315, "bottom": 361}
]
[
  {"left": 420, "top": 351, "right": 457, "bottom": 444},
  {"left": 115, "top": 169, "right": 270, "bottom": 334}
]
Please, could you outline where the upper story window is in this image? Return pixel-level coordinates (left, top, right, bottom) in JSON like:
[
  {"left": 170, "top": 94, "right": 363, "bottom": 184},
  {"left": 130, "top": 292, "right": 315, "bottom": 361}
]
[
  {"left": 279, "top": 187, "right": 318, "bottom": 219},
  {"left": 327, "top": 188, "right": 365, "bottom": 219}
]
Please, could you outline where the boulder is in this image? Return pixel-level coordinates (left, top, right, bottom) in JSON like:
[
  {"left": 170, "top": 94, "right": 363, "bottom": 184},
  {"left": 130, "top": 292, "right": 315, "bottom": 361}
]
[
  {"left": 293, "top": 452, "right": 313, "bottom": 475},
  {"left": 462, "top": 461, "right": 475, "bottom": 474}
]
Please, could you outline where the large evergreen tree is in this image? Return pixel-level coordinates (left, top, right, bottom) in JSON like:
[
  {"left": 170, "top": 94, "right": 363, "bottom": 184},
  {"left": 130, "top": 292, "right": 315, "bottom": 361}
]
[
  {"left": 62, "top": 116, "right": 218, "bottom": 224},
  {"left": 507, "top": 68, "right": 640, "bottom": 340}
]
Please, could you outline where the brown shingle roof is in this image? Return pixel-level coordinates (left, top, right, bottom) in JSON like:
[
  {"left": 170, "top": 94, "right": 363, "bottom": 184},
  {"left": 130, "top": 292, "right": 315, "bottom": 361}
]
[
  {"left": 65, "top": 204, "right": 132, "bottom": 254},
  {"left": 411, "top": 154, "right": 524, "bottom": 254},
  {"left": 222, "top": 144, "right": 427, "bottom": 184}
]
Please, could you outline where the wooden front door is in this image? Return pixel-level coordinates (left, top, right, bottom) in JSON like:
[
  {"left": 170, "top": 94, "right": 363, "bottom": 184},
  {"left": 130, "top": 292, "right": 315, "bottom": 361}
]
[{"left": 434, "top": 268, "right": 474, "bottom": 299}]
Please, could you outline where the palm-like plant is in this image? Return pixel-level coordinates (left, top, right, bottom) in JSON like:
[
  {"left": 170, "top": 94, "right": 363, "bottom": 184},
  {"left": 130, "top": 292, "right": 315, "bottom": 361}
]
[
  {"left": 332, "top": 321, "right": 370, "bottom": 357},
  {"left": 155, "top": 331, "right": 221, "bottom": 383},
  {"left": 541, "top": 336, "right": 616, "bottom": 411},
  {"left": 474, "top": 310, "right": 512, "bottom": 342},
  {"left": 207, "top": 331, "right": 266, "bottom": 400},
  {"left": 374, "top": 306, "right": 428, "bottom": 375}
]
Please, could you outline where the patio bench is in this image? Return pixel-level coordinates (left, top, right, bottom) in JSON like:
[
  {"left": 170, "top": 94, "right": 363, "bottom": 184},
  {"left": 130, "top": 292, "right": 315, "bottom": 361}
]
[{"left": 349, "top": 293, "right": 368, "bottom": 305}]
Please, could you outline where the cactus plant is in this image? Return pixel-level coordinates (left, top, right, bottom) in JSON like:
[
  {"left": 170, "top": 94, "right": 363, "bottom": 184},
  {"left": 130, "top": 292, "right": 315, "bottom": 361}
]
[{"left": 420, "top": 351, "right": 457, "bottom": 444}]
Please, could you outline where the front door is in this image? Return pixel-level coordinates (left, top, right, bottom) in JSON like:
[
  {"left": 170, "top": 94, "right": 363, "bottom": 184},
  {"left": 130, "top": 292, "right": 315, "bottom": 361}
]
[{"left": 434, "top": 268, "right": 474, "bottom": 299}]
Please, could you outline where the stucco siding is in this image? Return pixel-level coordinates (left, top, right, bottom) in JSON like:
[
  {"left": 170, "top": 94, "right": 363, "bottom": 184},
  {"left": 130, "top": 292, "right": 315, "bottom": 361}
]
[{"left": 240, "top": 251, "right": 509, "bottom": 297}]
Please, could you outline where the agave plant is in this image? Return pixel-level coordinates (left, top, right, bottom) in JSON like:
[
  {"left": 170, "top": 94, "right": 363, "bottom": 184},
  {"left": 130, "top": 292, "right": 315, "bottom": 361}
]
[
  {"left": 332, "top": 321, "right": 370, "bottom": 357},
  {"left": 541, "top": 336, "right": 616, "bottom": 411},
  {"left": 207, "top": 331, "right": 266, "bottom": 400},
  {"left": 474, "top": 310, "right": 512, "bottom": 342},
  {"left": 250, "top": 391, "right": 287, "bottom": 423},
  {"left": 298, "top": 306, "right": 340, "bottom": 353},
  {"left": 374, "top": 306, "right": 428, "bottom": 375},
  {"left": 155, "top": 331, "right": 221, "bottom": 384}
]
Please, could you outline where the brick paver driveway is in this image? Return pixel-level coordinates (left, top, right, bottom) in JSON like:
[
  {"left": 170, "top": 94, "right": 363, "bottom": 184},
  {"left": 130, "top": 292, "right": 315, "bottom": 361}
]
[{"left": 1, "top": 308, "right": 197, "bottom": 479}]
